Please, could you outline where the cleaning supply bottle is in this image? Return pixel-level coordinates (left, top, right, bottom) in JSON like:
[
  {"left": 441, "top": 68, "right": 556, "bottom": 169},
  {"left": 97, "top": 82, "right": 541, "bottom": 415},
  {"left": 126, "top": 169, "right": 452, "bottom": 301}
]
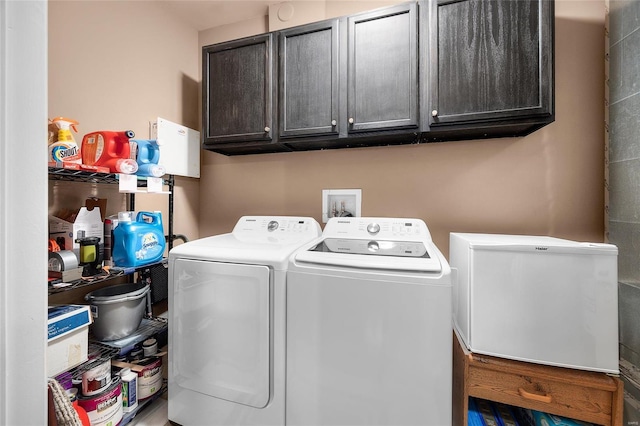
[
  {"left": 132, "top": 139, "right": 166, "bottom": 177},
  {"left": 119, "top": 367, "right": 138, "bottom": 413},
  {"left": 81, "top": 130, "right": 138, "bottom": 174},
  {"left": 112, "top": 211, "right": 165, "bottom": 267},
  {"left": 49, "top": 117, "right": 81, "bottom": 164}
]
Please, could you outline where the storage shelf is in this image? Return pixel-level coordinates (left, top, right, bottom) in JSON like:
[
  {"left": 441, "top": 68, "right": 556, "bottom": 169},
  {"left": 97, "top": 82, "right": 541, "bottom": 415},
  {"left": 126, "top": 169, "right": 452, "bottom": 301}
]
[
  {"left": 47, "top": 167, "right": 176, "bottom": 252},
  {"left": 53, "top": 341, "right": 120, "bottom": 384},
  {"left": 48, "top": 259, "right": 167, "bottom": 296},
  {"left": 52, "top": 317, "right": 168, "bottom": 384},
  {"left": 48, "top": 166, "right": 174, "bottom": 187},
  {"left": 98, "top": 316, "right": 168, "bottom": 357},
  {"left": 48, "top": 166, "right": 173, "bottom": 426},
  {"left": 48, "top": 166, "right": 123, "bottom": 185}
]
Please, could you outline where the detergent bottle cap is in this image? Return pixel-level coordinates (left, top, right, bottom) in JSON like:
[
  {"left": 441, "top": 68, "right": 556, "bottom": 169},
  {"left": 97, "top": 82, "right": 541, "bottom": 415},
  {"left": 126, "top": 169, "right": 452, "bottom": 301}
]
[
  {"left": 118, "top": 211, "right": 134, "bottom": 222},
  {"left": 116, "top": 159, "right": 139, "bottom": 174},
  {"left": 147, "top": 164, "right": 166, "bottom": 178}
]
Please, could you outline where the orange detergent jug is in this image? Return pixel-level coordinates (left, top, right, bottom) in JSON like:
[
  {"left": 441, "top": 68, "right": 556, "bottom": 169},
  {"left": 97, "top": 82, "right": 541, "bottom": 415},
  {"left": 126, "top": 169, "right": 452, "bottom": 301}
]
[{"left": 81, "top": 130, "right": 138, "bottom": 174}]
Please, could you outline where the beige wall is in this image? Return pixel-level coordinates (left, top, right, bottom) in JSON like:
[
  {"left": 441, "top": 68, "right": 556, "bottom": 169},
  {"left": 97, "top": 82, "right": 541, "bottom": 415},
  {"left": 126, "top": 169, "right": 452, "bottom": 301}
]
[
  {"left": 198, "top": 0, "right": 607, "bottom": 257},
  {"left": 49, "top": 0, "right": 606, "bottom": 259},
  {"left": 48, "top": 0, "right": 200, "bottom": 243}
]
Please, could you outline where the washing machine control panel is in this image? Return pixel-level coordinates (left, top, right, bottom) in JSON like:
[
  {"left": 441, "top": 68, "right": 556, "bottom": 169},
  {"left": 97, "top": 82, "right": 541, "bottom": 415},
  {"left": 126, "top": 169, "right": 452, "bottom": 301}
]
[
  {"left": 324, "top": 217, "right": 432, "bottom": 241},
  {"left": 233, "top": 216, "right": 322, "bottom": 241}
]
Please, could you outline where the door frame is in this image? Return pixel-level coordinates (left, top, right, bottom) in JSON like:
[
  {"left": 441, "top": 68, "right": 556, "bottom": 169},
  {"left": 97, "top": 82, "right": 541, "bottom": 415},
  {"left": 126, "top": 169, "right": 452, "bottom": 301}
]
[{"left": 0, "top": 1, "right": 48, "bottom": 424}]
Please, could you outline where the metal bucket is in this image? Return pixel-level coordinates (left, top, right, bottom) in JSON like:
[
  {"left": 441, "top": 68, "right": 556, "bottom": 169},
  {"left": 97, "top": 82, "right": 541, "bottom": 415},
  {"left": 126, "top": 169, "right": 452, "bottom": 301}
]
[{"left": 85, "top": 282, "right": 150, "bottom": 341}]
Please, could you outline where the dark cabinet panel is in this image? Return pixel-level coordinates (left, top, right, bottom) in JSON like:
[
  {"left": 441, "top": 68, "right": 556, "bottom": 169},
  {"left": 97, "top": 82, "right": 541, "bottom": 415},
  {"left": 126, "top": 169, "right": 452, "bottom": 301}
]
[
  {"left": 428, "top": 0, "right": 554, "bottom": 129},
  {"left": 201, "top": 0, "right": 555, "bottom": 155},
  {"left": 347, "top": 2, "right": 419, "bottom": 133},
  {"left": 202, "top": 34, "right": 275, "bottom": 145},
  {"left": 279, "top": 20, "right": 339, "bottom": 139}
]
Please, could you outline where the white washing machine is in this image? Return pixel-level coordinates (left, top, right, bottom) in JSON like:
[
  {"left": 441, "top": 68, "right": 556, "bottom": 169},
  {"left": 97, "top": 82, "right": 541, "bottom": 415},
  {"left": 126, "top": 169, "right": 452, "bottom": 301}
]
[
  {"left": 168, "top": 216, "right": 321, "bottom": 426},
  {"left": 286, "top": 217, "right": 452, "bottom": 426}
]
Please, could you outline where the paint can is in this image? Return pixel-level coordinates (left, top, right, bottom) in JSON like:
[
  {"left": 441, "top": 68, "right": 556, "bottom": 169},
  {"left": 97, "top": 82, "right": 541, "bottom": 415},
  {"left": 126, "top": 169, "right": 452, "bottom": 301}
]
[
  {"left": 77, "top": 375, "right": 123, "bottom": 426},
  {"left": 142, "top": 338, "right": 157, "bottom": 357},
  {"left": 81, "top": 358, "right": 112, "bottom": 396},
  {"left": 136, "top": 357, "right": 163, "bottom": 400}
]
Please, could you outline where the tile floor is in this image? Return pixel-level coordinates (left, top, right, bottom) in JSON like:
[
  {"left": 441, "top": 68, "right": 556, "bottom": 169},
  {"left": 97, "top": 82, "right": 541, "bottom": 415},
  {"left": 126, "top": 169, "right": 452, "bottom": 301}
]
[{"left": 128, "top": 397, "right": 171, "bottom": 426}]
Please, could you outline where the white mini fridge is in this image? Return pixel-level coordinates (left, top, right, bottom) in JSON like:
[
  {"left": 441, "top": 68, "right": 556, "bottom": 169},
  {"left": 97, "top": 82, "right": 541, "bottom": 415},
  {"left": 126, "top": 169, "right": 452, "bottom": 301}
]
[{"left": 450, "top": 233, "right": 619, "bottom": 374}]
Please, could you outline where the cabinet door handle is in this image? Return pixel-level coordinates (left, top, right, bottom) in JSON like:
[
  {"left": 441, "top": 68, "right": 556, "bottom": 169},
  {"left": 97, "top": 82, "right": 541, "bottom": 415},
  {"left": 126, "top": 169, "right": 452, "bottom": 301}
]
[
  {"left": 331, "top": 120, "right": 337, "bottom": 126},
  {"left": 264, "top": 126, "right": 271, "bottom": 133},
  {"left": 348, "top": 118, "right": 354, "bottom": 124},
  {"left": 431, "top": 110, "right": 438, "bottom": 117},
  {"left": 518, "top": 387, "right": 553, "bottom": 404}
]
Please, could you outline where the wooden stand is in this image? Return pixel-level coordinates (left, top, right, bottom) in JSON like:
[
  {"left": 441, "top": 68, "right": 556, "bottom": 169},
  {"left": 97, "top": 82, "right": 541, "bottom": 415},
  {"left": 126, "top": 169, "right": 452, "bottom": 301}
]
[{"left": 453, "top": 330, "right": 623, "bottom": 426}]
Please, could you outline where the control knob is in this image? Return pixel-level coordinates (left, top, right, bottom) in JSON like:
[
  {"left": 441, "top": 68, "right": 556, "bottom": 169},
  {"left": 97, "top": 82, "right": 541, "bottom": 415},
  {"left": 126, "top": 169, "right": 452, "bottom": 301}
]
[
  {"left": 366, "top": 222, "right": 380, "bottom": 235},
  {"left": 267, "top": 221, "right": 279, "bottom": 232}
]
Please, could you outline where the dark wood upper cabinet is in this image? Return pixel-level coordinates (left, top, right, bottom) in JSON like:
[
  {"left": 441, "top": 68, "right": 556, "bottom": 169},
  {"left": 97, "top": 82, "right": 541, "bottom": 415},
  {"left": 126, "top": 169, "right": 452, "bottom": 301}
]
[
  {"left": 347, "top": 2, "right": 419, "bottom": 133},
  {"left": 426, "top": 0, "right": 554, "bottom": 133},
  {"left": 202, "top": 34, "right": 275, "bottom": 146},
  {"left": 201, "top": 0, "right": 555, "bottom": 155},
  {"left": 279, "top": 19, "right": 339, "bottom": 139}
]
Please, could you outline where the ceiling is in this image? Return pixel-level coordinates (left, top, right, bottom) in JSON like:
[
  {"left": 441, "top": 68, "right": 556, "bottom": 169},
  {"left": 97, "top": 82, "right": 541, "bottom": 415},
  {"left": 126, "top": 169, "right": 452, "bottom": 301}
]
[{"left": 156, "top": 0, "right": 284, "bottom": 31}]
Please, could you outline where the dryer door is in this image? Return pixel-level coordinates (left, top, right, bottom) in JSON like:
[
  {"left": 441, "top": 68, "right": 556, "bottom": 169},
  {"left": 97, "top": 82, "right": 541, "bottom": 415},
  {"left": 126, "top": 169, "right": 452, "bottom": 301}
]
[{"left": 172, "top": 259, "right": 271, "bottom": 408}]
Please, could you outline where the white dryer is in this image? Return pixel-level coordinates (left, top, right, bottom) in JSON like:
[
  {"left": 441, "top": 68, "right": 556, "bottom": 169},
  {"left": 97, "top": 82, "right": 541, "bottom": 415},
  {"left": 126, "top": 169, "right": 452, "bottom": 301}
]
[
  {"left": 286, "top": 217, "right": 452, "bottom": 426},
  {"left": 168, "top": 216, "right": 321, "bottom": 426}
]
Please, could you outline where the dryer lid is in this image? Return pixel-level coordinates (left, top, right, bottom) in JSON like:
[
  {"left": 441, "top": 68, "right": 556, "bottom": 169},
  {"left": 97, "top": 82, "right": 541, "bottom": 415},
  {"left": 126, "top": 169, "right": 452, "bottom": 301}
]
[{"left": 169, "top": 216, "right": 322, "bottom": 268}]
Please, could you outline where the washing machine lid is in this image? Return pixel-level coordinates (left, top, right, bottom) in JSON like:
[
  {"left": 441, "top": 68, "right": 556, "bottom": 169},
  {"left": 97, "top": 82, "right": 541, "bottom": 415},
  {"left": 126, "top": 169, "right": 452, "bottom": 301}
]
[
  {"left": 169, "top": 216, "right": 321, "bottom": 268},
  {"left": 294, "top": 238, "right": 443, "bottom": 272}
]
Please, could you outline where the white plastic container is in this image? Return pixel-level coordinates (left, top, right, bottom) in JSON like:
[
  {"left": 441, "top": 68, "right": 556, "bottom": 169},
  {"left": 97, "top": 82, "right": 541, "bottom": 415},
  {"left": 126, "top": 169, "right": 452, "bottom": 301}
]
[
  {"left": 450, "top": 232, "right": 619, "bottom": 374},
  {"left": 120, "top": 367, "right": 138, "bottom": 413}
]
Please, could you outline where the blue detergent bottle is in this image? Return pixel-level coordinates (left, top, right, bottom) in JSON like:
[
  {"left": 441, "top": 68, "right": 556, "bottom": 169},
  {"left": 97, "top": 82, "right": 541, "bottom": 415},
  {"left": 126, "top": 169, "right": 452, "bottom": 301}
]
[
  {"left": 133, "top": 139, "right": 166, "bottom": 177},
  {"left": 112, "top": 211, "right": 166, "bottom": 267}
]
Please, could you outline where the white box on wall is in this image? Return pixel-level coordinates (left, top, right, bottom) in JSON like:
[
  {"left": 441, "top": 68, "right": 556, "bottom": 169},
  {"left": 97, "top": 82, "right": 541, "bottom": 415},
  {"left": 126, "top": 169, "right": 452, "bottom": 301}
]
[
  {"left": 322, "top": 189, "right": 362, "bottom": 223},
  {"left": 150, "top": 117, "right": 200, "bottom": 178}
]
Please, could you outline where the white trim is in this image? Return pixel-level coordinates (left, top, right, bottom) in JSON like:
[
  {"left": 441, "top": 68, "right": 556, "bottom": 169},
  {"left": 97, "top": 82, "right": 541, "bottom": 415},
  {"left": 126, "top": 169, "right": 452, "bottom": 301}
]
[{"left": 0, "top": 1, "right": 48, "bottom": 424}]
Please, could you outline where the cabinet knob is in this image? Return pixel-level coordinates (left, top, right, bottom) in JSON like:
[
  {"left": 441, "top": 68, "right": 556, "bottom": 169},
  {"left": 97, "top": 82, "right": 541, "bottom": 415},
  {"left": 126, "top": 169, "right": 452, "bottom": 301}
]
[
  {"left": 331, "top": 120, "right": 337, "bottom": 126},
  {"left": 348, "top": 118, "right": 354, "bottom": 124},
  {"left": 264, "top": 126, "right": 271, "bottom": 133},
  {"left": 431, "top": 110, "right": 438, "bottom": 117}
]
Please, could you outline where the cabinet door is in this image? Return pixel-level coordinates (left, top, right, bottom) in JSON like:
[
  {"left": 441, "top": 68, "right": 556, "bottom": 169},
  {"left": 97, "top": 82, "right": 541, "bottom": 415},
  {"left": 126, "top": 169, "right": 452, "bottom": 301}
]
[
  {"left": 202, "top": 34, "right": 274, "bottom": 145},
  {"left": 347, "top": 3, "right": 419, "bottom": 133},
  {"left": 279, "top": 20, "right": 339, "bottom": 139},
  {"left": 429, "top": 0, "right": 553, "bottom": 127}
]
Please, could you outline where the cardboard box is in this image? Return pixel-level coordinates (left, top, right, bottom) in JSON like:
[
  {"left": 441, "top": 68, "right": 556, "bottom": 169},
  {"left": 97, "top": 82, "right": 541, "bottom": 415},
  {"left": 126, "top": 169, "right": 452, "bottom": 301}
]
[
  {"left": 85, "top": 197, "right": 107, "bottom": 221},
  {"left": 47, "top": 305, "right": 92, "bottom": 377},
  {"left": 49, "top": 206, "right": 103, "bottom": 255}
]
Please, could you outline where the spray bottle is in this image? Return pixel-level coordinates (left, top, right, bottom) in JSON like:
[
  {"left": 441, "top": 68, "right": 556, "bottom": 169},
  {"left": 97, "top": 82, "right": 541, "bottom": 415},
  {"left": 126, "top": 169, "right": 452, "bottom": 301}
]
[
  {"left": 49, "top": 117, "right": 81, "bottom": 164},
  {"left": 132, "top": 139, "right": 165, "bottom": 177},
  {"left": 81, "top": 130, "right": 138, "bottom": 174}
]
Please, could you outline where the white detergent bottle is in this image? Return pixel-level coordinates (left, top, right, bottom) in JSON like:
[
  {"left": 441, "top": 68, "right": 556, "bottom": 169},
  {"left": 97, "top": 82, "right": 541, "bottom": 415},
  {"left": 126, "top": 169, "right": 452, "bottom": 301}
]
[{"left": 120, "top": 367, "right": 138, "bottom": 413}]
